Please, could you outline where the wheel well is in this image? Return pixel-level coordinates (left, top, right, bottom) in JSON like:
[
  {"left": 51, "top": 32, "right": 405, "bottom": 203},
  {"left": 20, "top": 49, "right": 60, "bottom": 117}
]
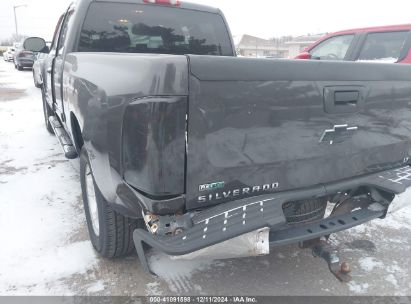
[{"left": 70, "top": 113, "right": 84, "bottom": 152}]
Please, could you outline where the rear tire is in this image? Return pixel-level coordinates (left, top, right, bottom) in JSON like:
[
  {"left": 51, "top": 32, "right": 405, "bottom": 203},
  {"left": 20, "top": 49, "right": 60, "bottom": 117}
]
[
  {"left": 80, "top": 147, "right": 139, "bottom": 258},
  {"left": 41, "top": 87, "right": 54, "bottom": 134}
]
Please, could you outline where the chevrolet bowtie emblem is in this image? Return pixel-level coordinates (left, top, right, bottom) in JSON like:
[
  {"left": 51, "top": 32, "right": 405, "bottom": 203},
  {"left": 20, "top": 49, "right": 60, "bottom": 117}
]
[{"left": 319, "top": 124, "right": 358, "bottom": 145}]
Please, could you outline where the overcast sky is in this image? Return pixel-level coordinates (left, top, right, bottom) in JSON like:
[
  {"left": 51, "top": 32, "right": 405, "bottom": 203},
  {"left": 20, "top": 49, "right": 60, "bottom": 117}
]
[{"left": 1, "top": 0, "right": 411, "bottom": 42}]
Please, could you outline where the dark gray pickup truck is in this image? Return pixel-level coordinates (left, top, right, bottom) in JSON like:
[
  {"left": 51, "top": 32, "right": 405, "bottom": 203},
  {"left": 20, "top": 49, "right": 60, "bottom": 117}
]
[{"left": 25, "top": 0, "right": 411, "bottom": 279}]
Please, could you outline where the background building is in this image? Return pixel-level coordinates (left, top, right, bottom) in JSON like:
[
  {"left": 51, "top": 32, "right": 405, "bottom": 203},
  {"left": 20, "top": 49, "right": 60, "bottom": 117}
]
[
  {"left": 285, "top": 34, "right": 324, "bottom": 58},
  {"left": 237, "top": 34, "right": 291, "bottom": 58},
  {"left": 237, "top": 33, "right": 325, "bottom": 58}
]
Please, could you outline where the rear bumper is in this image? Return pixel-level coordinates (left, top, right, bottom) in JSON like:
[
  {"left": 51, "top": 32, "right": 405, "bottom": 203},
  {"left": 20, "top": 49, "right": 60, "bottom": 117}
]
[
  {"left": 16, "top": 58, "right": 34, "bottom": 67},
  {"left": 133, "top": 165, "right": 411, "bottom": 273},
  {"left": 269, "top": 206, "right": 384, "bottom": 246}
]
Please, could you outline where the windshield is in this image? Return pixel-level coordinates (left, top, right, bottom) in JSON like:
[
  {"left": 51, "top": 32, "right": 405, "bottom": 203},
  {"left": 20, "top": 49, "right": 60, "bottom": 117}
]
[{"left": 78, "top": 2, "right": 233, "bottom": 56}]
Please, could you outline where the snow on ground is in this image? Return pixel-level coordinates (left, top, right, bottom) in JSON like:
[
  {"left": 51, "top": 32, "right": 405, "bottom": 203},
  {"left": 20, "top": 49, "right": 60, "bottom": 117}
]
[
  {"left": 145, "top": 281, "right": 163, "bottom": 295},
  {"left": 358, "top": 257, "right": 383, "bottom": 272},
  {"left": 148, "top": 252, "right": 223, "bottom": 294},
  {"left": 86, "top": 280, "right": 105, "bottom": 293},
  {"left": 0, "top": 61, "right": 98, "bottom": 295}
]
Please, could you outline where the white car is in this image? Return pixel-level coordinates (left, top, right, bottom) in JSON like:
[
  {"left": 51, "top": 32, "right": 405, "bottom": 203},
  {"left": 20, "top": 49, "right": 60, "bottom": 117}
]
[{"left": 3, "top": 47, "right": 15, "bottom": 61}]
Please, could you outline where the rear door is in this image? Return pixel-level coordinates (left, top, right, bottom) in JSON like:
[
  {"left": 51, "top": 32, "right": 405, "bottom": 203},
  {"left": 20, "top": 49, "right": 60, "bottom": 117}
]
[{"left": 185, "top": 56, "right": 411, "bottom": 210}]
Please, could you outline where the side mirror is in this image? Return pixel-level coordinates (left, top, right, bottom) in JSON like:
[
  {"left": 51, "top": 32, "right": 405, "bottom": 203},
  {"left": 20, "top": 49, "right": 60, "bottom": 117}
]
[
  {"left": 295, "top": 52, "right": 312, "bottom": 60},
  {"left": 23, "top": 37, "right": 49, "bottom": 53}
]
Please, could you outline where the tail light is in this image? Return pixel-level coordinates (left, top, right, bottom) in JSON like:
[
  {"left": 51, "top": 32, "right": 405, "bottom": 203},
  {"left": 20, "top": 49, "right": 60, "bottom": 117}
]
[
  {"left": 122, "top": 96, "right": 187, "bottom": 196},
  {"left": 143, "top": 0, "right": 181, "bottom": 6}
]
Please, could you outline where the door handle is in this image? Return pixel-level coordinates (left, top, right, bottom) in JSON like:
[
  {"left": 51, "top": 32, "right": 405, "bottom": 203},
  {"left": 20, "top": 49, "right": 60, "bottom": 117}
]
[
  {"left": 324, "top": 86, "right": 366, "bottom": 114},
  {"left": 334, "top": 91, "right": 359, "bottom": 106}
]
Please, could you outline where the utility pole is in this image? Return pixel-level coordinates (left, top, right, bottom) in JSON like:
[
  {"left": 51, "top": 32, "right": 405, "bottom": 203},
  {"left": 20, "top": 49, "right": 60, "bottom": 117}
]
[
  {"left": 255, "top": 40, "right": 258, "bottom": 58},
  {"left": 13, "top": 4, "right": 27, "bottom": 38}
]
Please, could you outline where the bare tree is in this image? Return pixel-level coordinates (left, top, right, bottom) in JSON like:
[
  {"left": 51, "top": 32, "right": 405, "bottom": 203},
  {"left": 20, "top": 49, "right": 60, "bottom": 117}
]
[{"left": 0, "top": 34, "right": 28, "bottom": 46}]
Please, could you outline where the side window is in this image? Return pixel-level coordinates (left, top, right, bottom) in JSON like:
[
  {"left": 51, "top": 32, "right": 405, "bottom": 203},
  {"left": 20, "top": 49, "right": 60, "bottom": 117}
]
[
  {"left": 57, "top": 9, "right": 74, "bottom": 54},
  {"left": 310, "top": 35, "right": 354, "bottom": 60},
  {"left": 357, "top": 31, "right": 408, "bottom": 63}
]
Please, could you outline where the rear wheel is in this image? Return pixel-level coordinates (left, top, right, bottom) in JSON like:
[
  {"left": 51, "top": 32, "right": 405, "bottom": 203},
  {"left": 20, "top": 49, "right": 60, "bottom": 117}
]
[
  {"left": 41, "top": 87, "right": 54, "bottom": 134},
  {"left": 80, "top": 147, "right": 140, "bottom": 258}
]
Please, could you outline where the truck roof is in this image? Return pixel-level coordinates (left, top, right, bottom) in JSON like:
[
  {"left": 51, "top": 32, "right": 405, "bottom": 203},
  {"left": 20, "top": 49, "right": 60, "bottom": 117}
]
[{"left": 91, "top": 0, "right": 220, "bottom": 14}]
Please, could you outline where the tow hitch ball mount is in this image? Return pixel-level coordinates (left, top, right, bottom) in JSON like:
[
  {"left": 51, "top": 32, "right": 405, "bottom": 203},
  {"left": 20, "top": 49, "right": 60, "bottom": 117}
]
[{"left": 301, "top": 237, "right": 352, "bottom": 283}]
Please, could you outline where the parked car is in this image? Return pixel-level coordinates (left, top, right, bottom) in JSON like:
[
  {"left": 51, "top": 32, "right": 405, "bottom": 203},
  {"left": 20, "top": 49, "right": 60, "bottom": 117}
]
[
  {"left": 24, "top": 0, "right": 411, "bottom": 279},
  {"left": 12, "top": 43, "right": 22, "bottom": 64},
  {"left": 296, "top": 24, "right": 411, "bottom": 63},
  {"left": 13, "top": 40, "right": 48, "bottom": 71},
  {"left": 32, "top": 52, "right": 47, "bottom": 88},
  {"left": 3, "top": 47, "right": 15, "bottom": 61},
  {"left": 14, "top": 46, "right": 36, "bottom": 70}
]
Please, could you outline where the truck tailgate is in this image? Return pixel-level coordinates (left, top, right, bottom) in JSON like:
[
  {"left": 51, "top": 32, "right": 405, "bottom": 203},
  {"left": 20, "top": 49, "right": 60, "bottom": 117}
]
[{"left": 185, "top": 55, "right": 411, "bottom": 210}]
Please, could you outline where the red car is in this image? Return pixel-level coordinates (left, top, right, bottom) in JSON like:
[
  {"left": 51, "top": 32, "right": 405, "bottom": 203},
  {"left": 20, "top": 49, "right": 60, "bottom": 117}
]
[{"left": 296, "top": 24, "right": 411, "bottom": 64}]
